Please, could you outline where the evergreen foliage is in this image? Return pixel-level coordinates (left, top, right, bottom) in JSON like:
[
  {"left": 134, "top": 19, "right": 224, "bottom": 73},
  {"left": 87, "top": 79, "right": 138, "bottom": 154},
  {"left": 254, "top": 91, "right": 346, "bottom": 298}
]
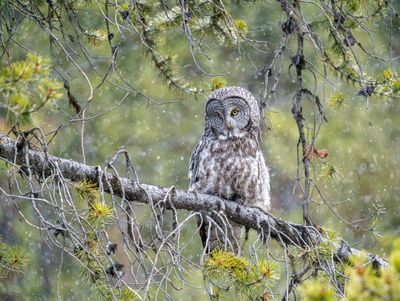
[
  {"left": 299, "top": 240, "right": 400, "bottom": 301},
  {"left": 0, "top": 0, "right": 399, "bottom": 300},
  {"left": 0, "top": 54, "right": 63, "bottom": 125},
  {"left": 204, "top": 250, "right": 279, "bottom": 300},
  {"left": 0, "top": 239, "right": 28, "bottom": 277}
]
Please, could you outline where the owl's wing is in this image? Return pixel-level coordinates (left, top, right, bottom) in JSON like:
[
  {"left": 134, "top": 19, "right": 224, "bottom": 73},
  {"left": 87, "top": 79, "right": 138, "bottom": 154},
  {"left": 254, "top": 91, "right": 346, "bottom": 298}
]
[{"left": 188, "top": 135, "right": 206, "bottom": 189}]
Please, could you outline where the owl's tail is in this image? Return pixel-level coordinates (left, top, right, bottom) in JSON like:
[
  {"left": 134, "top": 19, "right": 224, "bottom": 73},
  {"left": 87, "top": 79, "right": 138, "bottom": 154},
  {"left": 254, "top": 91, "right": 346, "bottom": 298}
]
[{"left": 198, "top": 212, "right": 244, "bottom": 255}]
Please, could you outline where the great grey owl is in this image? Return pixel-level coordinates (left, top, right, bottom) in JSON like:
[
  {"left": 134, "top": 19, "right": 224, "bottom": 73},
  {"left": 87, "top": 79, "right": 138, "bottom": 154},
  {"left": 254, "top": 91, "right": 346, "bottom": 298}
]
[{"left": 189, "top": 86, "right": 270, "bottom": 254}]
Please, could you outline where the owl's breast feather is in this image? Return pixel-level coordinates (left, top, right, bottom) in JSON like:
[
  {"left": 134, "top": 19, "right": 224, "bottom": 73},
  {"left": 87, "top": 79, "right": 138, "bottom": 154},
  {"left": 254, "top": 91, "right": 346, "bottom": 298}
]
[{"left": 190, "top": 135, "right": 270, "bottom": 211}]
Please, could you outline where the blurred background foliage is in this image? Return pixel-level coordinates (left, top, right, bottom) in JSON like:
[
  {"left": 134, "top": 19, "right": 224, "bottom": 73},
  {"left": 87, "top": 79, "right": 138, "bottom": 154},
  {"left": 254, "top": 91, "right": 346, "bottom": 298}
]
[{"left": 0, "top": 0, "right": 399, "bottom": 299}]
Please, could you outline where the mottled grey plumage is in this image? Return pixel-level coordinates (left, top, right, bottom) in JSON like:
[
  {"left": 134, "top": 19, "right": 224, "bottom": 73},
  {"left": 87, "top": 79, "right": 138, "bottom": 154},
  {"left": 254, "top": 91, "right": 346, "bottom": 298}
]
[{"left": 189, "top": 86, "right": 270, "bottom": 253}]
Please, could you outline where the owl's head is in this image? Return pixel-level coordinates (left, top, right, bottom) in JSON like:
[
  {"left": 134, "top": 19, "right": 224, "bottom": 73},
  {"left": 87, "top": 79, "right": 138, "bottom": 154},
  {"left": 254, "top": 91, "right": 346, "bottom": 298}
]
[{"left": 205, "top": 86, "right": 260, "bottom": 139}]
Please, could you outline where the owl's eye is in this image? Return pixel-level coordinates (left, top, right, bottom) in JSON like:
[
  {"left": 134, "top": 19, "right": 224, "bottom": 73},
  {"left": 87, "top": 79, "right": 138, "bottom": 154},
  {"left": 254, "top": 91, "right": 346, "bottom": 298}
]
[{"left": 231, "top": 109, "right": 240, "bottom": 117}]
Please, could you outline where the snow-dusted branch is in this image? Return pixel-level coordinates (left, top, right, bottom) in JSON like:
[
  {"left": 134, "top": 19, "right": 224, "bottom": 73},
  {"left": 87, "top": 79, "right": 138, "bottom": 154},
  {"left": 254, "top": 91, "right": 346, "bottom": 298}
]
[{"left": 0, "top": 133, "right": 388, "bottom": 268}]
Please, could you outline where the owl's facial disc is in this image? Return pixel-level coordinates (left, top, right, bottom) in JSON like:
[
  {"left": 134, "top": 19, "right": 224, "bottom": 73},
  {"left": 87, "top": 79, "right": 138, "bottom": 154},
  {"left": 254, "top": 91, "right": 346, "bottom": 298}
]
[{"left": 206, "top": 97, "right": 250, "bottom": 139}]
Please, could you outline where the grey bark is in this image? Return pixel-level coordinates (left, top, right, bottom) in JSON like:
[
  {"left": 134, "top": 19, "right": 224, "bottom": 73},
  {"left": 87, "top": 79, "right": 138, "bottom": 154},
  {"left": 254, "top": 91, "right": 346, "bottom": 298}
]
[{"left": 0, "top": 134, "right": 388, "bottom": 268}]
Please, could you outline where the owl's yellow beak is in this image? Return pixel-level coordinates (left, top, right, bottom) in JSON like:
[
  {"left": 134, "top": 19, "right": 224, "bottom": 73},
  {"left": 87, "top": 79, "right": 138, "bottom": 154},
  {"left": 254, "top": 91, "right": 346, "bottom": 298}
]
[{"left": 226, "top": 121, "right": 233, "bottom": 130}]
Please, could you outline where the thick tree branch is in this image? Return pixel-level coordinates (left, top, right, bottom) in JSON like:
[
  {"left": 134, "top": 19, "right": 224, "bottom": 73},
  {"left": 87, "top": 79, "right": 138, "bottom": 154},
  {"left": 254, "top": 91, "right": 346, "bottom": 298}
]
[{"left": 0, "top": 134, "right": 388, "bottom": 268}]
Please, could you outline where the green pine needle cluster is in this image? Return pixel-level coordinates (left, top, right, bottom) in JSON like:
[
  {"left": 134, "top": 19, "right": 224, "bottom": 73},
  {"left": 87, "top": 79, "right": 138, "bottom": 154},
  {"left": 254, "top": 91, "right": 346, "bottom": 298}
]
[
  {"left": 87, "top": 200, "right": 113, "bottom": 228},
  {"left": 74, "top": 179, "right": 113, "bottom": 227},
  {"left": 0, "top": 239, "right": 28, "bottom": 277},
  {"left": 328, "top": 92, "right": 347, "bottom": 110},
  {"left": 0, "top": 53, "right": 63, "bottom": 125},
  {"left": 204, "top": 250, "right": 279, "bottom": 300},
  {"left": 293, "top": 229, "right": 341, "bottom": 266},
  {"left": 211, "top": 77, "right": 228, "bottom": 90},
  {"left": 337, "top": 0, "right": 361, "bottom": 13},
  {"left": 374, "top": 68, "right": 400, "bottom": 96},
  {"left": 74, "top": 179, "right": 101, "bottom": 204},
  {"left": 234, "top": 19, "right": 249, "bottom": 33},
  {"left": 319, "top": 164, "right": 340, "bottom": 182},
  {"left": 299, "top": 278, "right": 337, "bottom": 301},
  {"left": 325, "top": 48, "right": 361, "bottom": 84},
  {"left": 73, "top": 180, "right": 127, "bottom": 300}
]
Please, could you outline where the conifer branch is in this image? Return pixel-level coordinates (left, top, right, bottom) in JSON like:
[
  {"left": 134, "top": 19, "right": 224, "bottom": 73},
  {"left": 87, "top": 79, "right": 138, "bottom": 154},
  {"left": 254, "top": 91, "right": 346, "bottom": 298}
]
[{"left": 0, "top": 134, "right": 389, "bottom": 269}]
